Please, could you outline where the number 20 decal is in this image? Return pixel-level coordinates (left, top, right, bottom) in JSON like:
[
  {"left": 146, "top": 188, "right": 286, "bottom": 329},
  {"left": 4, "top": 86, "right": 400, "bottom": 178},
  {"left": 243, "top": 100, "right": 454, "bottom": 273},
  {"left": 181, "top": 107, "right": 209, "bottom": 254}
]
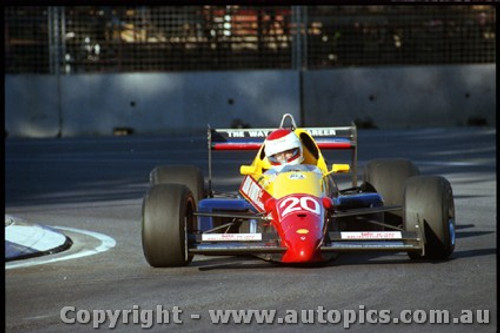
[{"left": 279, "top": 196, "right": 320, "bottom": 217}]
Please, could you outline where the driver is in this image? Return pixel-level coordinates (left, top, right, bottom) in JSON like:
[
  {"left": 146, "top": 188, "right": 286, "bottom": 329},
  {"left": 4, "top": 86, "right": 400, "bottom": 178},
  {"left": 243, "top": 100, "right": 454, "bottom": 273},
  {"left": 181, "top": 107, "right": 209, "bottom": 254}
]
[{"left": 264, "top": 129, "right": 304, "bottom": 171}]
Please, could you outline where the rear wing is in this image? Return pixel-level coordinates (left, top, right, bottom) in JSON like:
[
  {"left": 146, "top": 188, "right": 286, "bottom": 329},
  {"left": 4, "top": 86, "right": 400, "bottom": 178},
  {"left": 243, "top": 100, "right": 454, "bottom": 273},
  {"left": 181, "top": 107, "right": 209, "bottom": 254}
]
[
  {"left": 207, "top": 123, "right": 358, "bottom": 194},
  {"left": 208, "top": 125, "right": 357, "bottom": 151}
]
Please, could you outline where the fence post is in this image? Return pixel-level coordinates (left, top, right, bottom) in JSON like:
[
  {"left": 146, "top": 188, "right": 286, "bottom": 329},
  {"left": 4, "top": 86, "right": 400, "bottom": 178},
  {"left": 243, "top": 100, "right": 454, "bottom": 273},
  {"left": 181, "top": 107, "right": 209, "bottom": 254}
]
[
  {"left": 48, "top": 7, "right": 65, "bottom": 137},
  {"left": 292, "top": 6, "right": 307, "bottom": 126}
]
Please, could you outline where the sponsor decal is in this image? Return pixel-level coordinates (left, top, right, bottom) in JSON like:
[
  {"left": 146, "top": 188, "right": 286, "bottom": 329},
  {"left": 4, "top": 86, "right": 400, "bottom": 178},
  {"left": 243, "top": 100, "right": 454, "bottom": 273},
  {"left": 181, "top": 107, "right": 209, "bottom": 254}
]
[
  {"left": 340, "top": 231, "right": 403, "bottom": 239},
  {"left": 307, "top": 128, "right": 337, "bottom": 136},
  {"left": 296, "top": 229, "right": 309, "bottom": 234},
  {"left": 289, "top": 173, "right": 306, "bottom": 180},
  {"left": 202, "top": 233, "right": 262, "bottom": 241},
  {"left": 225, "top": 130, "right": 273, "bottom": 138},
  {"left": 239, "top": 176, "right": 272, "bottom": 212}
]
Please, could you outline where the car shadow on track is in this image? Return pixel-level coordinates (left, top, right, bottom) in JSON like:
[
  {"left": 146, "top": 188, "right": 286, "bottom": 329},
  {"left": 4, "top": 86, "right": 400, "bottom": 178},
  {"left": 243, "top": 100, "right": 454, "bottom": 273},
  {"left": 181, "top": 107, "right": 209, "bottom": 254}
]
[
  {"left": 329, "top": 245, "right": 497, "bottom": 266},
  {"left": 193, "top": 254, "right": 413, "bottom": 270},
  {"left": 192, "top": 243, "right": 497, "bottom": 270},
  {"left": 194, "top": 256, "right": 282, "bottom": 271},
  {"left": 451, "top": 248, "right": 497, "bottom": 259}
]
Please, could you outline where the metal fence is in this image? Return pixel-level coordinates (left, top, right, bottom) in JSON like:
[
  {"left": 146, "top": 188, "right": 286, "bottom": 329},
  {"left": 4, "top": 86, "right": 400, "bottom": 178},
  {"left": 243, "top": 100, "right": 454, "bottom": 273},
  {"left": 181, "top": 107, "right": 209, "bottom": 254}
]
[{"left": 4, "top": 5, "right": 496, "bottom": 74}]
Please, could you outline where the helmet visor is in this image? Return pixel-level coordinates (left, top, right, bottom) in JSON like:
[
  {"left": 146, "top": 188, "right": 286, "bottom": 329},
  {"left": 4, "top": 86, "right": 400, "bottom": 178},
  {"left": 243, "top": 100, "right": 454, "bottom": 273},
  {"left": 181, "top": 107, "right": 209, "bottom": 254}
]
[{"left": 268, "top": 148, "right": 301, "bottom": 165}]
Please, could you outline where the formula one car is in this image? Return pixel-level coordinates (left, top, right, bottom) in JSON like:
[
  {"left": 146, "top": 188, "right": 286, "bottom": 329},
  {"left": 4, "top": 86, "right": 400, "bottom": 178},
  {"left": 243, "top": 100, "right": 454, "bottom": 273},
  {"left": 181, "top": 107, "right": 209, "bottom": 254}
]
[{"left": 142, "top": 113, "right": 455, "bottom": 267}]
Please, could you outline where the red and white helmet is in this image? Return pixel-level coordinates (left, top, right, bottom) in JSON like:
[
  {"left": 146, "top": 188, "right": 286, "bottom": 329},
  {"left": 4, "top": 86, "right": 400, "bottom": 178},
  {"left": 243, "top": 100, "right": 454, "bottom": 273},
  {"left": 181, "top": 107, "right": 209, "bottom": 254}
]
[{"left": 264, "top": 129, "right": 303, "bottom": 166}]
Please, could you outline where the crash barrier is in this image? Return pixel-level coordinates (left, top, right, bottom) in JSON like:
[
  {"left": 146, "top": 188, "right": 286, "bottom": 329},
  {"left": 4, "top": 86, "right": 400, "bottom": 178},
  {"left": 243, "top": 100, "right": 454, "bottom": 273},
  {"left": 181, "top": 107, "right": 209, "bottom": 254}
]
[{"left": 5, "top": 64, "right": 495, "bottom": 138}]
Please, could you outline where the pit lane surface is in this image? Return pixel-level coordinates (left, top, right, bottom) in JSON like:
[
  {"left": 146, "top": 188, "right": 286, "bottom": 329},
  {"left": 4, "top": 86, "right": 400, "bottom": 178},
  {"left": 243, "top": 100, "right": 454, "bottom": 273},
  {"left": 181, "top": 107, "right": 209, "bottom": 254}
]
[{"left": 5, "top": 128, "right": 496, "bottom": 332}]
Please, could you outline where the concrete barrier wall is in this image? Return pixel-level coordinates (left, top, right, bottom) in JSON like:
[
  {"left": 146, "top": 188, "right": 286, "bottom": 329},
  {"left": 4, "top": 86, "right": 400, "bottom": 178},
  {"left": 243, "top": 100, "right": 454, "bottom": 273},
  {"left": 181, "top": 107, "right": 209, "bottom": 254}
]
[
  {"left": 5, "top": 75, "right": 61, "bottom": 137},
  {"left": 5, "top": 64, "right": 495, "bottom": 138},
  {"left": 59, "top": 71, "right": 300, "bottom": 136},
  {"left": 303, "top": 64, "right": 496, "bottom": 128}
]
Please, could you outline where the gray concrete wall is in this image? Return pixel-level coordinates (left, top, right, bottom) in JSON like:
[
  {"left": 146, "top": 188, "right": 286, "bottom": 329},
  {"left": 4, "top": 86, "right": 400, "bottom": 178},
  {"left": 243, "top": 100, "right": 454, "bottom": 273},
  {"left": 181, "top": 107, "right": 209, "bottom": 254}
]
[
  {"left": 5, "top": 71, "right": 300, "bottom": 137},
  {"left": 303, "top": 64, "right": 496, "bottom": 128},
  {"left": 5, "top": 64, "right": 495, "bottom": 138},
  {"left": 59, "top": 71, "right": 300, "bottom": 136},
  {"left": 5, "top": 75, "right": 61, "bottom": 138}
]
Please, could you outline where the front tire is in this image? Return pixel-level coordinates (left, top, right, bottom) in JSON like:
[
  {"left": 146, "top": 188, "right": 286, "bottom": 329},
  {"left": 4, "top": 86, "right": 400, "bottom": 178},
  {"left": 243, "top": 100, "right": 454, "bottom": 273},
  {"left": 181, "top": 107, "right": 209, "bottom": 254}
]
[
  {"left": 404, "top": 176, "right": 456, "bottom": 260},
  {"left": 142, "top": 184, "right": 196, "bottom": 267}
]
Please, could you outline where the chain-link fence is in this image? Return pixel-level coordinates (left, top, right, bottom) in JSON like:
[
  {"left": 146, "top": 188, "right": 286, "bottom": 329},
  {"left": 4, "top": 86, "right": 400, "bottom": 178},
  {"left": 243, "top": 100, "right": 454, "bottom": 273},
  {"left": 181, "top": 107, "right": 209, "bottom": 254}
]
[{"left": 4, "top": 5, "right": 496, "bottom": 74}]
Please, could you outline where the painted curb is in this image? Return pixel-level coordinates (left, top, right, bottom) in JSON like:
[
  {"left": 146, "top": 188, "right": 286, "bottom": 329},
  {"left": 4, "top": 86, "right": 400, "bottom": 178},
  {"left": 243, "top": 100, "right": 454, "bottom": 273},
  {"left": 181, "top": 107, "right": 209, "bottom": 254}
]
[{"left": 5, "top": 215, "right": 72, "bottom": 262}]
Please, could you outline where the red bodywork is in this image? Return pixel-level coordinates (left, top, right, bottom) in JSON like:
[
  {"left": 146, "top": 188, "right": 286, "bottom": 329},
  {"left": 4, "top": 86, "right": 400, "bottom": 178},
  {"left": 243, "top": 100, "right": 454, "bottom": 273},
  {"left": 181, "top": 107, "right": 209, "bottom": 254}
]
[{"left": 267, "top": 194, "right": 328, "bottom": 263}]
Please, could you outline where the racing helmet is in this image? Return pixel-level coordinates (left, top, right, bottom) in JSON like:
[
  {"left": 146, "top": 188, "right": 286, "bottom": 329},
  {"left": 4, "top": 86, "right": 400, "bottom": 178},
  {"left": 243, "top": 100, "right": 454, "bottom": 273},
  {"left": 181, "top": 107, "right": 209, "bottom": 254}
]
[{"left": 264, "top": 129, "right": 303, "bottom": 166}]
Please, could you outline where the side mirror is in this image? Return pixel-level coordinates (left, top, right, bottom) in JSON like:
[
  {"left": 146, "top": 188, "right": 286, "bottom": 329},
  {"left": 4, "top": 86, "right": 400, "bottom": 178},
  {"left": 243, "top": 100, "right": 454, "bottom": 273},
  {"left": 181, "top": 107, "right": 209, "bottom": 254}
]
[
  {"left": 240, "top": 165, "right": 257, "bottom": 175},
  {"left": 331, "top": 164, "right": 350, "bottom": 173}
]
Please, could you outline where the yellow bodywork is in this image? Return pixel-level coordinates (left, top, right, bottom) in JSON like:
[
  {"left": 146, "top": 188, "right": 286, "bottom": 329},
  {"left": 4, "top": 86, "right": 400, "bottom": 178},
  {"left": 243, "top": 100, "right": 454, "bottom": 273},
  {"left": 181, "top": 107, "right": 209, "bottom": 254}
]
[
  {"left": 239, "top": 128, "right": 343, "bottom": 200},
  {"left": 262, "top": 171, "right": 324, "bottom": 199}
]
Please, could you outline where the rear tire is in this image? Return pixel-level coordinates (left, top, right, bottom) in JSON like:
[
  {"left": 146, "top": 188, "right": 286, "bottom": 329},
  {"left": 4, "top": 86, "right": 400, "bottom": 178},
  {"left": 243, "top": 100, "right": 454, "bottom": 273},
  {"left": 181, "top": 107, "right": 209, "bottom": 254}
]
[
  {"left": 404, "top": 176, "right": 456, "bottom": 260},
  {"left": 363, "top": 159, "right": 420, "bottom": 225},
  {"left": 363, "top": 158, "right": 420, "bottom": 206},
  {"left": 149, "top": 165, "right": 205, "bottom": 203},
  {"left": 142, "top": 184, "right": 195, "bottom": 267}
]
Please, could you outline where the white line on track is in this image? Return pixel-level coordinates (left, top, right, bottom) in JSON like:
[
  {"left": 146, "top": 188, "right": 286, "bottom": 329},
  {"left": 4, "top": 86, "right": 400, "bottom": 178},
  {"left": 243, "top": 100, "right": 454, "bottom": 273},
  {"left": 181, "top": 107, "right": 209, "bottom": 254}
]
[{"left": 5, "top": 226, "right": 116, "bottom": 270}]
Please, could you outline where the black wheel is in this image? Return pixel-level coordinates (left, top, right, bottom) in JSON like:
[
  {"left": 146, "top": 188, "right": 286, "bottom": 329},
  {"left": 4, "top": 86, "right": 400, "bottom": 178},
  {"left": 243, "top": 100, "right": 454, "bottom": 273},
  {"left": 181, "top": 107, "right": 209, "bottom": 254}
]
[
  {"left": 142, "top": 184, "right": 196, "bottom": 267},
  {"left": 363, "top": 159, "right": 420, "bottom": 225},
  {"left": 149, "top": 165, "right": 205, "bottom": 202},
  {"left": 363, "top": 158, "right": 420, "bottom": 206},
  {"left": 404, "top": 176, "right": 456, "bottom": 260}
]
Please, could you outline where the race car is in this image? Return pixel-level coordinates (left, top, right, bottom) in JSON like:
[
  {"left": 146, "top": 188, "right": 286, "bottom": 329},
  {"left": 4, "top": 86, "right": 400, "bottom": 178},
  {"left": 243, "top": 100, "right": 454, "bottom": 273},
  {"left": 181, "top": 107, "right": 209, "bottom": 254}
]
[{"left": 141, "top": 113, "right": 456, "bottom": 267}]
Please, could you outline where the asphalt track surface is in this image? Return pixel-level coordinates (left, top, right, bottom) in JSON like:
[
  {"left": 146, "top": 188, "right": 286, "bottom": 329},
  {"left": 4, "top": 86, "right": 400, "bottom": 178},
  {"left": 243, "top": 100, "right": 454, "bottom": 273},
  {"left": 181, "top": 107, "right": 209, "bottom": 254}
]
[{"left": 5, "top": 127, "right": 497, "bottom": 332}]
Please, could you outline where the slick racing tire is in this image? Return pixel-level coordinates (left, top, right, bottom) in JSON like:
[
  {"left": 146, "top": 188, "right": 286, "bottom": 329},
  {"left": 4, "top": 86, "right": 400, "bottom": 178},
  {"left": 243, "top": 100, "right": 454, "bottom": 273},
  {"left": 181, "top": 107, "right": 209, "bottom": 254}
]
[
  {"left": 142, "top": 184, "right": 195, "bottom": 267},
  {"left": 363, "top": 158, "right": 420, "bottom": 207},
  {"left": 362, "top": 159, "right": 420, "bottom": 224},
  {"left": 403, "top": 176, "right": 456, "bottom": 260},
  {"left": 149, "top": 165, "right": 205, "bottom": 203}
]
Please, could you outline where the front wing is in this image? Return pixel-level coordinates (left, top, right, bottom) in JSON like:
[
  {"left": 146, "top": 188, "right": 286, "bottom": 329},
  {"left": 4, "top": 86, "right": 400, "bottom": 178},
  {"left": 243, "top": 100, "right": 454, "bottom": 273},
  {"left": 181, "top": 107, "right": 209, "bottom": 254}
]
[{"left": 190, "top": 207, "right": 426, "bottom": 258}]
